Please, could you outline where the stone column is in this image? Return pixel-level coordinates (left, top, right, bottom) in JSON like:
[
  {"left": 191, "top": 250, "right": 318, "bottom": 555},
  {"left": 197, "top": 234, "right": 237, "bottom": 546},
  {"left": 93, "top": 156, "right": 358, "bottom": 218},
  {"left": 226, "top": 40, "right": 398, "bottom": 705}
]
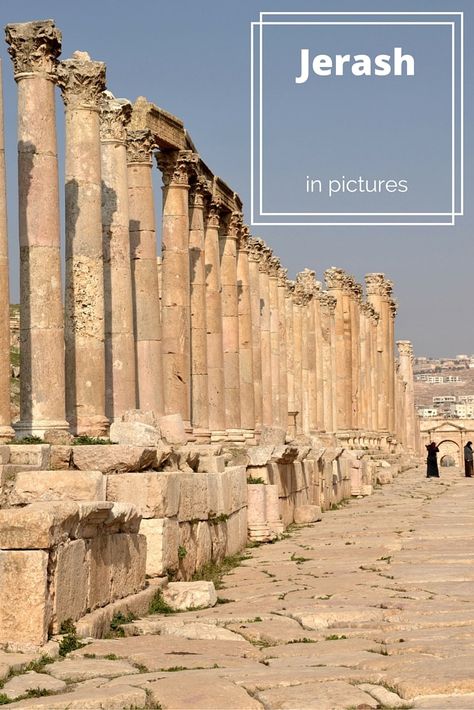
[
  {"left": 6, "top": 20, "right": 69, "bottom": 437},
  {"left": 285, "top": 281, "right": 296, "bottom": 438},
  {"left": 350, "top": 282, "right": 362, "bottom": 430},
  {"left": 247, "top": 238, "right": 263, "bottom": 435},
  {"left": 204, "top": 198, "right": 226, "bottom": 440},
  {"left": 296, "top": 269, "right": 317, "bottom": 435},
  {"left": 314, "top": 282, "right": 324, "bottom": 432},
  {"left": 126, "top": 129, "right": 163, "bottom": 416},
  {"left": 365, "top": 273, "right": 391, "bottom": 436},
  {"left": 258, "top": 245, "right": 273, "bottom": 428},
  {"left": 156, "top": 150, "right": 197, "bottom": 429},
  {"left": 397, "top": 340, "right": 416, "bottom": 453},
  {"left": 319, "top": 292, "right": 336, "bottom": 433},
  {"left": 359, "top": 303, "right": 371, "bottom": 432},
  {"left": 188, "top": 177, "right": 209, "bottom": 440},
  {"left": 0, "top": 60, "right": 13, "bottom": 440},
  {"left": 292, "top": 284, "right": 304, "bottom": 436},
  {"left": 268, "top": 257, "right": 281, "bottom": 428},
  {"left": 57, "top": 51, "right": 108, "bottom": 436},
  {"left": 237, "top": 227, "right": 255, "bottom": 440},
  {"left": 100, "top": 91, "right": 136, "bottom": 422},
  {"left": 220, "top": 212, "right": 242, "bottom": 439},
  {"left": 325, "top": 268, "right": 351, "bottom": 431},
  {"left": 369, "top": 308, "right": 380, "bottom": 433},
  {"left": 388, "top": 298, "right": 397, "bottom": 436},
  {"left": 277, "top": 267, "right": 289, "bottom": 435}
]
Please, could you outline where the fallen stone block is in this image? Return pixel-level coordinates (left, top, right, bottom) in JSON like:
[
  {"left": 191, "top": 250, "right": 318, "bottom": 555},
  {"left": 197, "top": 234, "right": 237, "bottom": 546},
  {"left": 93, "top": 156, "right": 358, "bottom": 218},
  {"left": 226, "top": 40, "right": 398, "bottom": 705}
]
[
  {"left": 197, "top": 454, "right": 226, "bottom": 473},
  {"left": 122, "top": 409, "right": 159, "bottom": 427},
  {"left": 140, "top": 517, "right": 179, "bottom": 576},
  {"left": 106, "top": 471, "right": 179, "bottom": 518},
  {"left": 109, "top": 421, "right": 161, "bottom": 447},
  {"left": 158, "top": 413, "right": 187, "bottom": 445},
  {"left": 162, "top": 581, "right": 217, "bottom": 610},
  {"left": 260, "top": 426, "right": 286, "bottom": 446},
  {"left": 294, "top": 504, "right": 322, "bottom": 524},
  {"left": 247, "top": 445, "right": 274, "bottom": 466},
  {"left": 72, "top": 445, "right": 157, "bottom": 473},
  {"left": 49, "top": 445, "right": 72, "bottom": 470},
  {"left": 10, "top": 470, "right": 105, "bottom": 505},
  {"left": 0, "top": 501, "right": 79, "bottom": 549}
]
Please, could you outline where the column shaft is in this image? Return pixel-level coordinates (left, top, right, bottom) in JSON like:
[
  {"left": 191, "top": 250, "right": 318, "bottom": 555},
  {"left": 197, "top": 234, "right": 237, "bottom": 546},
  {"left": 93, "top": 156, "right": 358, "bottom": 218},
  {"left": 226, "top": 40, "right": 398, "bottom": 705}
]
[
  {"left": 259, "top": 250, "right": 273, "bottom": 428},
  {"left": 101, "top": 92, "right": 136, "bottom": 422},
  {"left": 277, "top": 269, "right": 289, "bottom": 435},
  {"left": 58, "top": 51, "right": 108, "bottom": 435},
  {"left": 237, "top": 229, "right": 255, "bottom": 437},
  {"left": 268, "top": 259, "right": 281, "bottom": 428},
  {"left": 6, "top": 21, "right": 68, "bottom": 437},
  {"left": 248, "top": 239, "right": 263, "bottom": 434},
  {"left": 127, "top": 129, "right": 163, "bottom": 416}
]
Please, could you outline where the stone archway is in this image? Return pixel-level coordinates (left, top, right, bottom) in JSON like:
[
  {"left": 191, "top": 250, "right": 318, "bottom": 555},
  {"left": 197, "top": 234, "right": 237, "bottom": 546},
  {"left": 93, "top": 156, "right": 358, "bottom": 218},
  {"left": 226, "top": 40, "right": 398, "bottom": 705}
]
[{"left": 437, "top": 440, "right": 460, "bottom": 468}]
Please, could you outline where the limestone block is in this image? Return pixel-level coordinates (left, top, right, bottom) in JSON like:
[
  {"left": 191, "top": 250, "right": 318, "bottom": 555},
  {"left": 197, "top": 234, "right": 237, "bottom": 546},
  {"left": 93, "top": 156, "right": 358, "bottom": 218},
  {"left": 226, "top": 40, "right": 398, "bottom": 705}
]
[
  {"left": 52, "top": 540, "right": 88, "bottom": 633},
  {"left": 2, "top": 671, "right": 66, "bottom": 700},
  {"left": 225, "top": 510, "right": 241, "bottom": 557},
  {"left": 103, "top": 502, "right": 142, "bottom": 534},
  {"left": 0, "top": 550, "right": 49, "bottom": 646},
  {"left": 260, "top": 426, "right": 286, "bottom": 446},
  {"left": 10, "top": 470, "right": 105, "bottom": 505},
  {"left": 265, "top": 484, "right": 284, "bottom": 535},
  {"left": 246, "top": 464, "right": 269, "bottom": 484},
  {"left": 49, "top": 446, "right": 72, "bottom": 470},
  {"left": 109, "top": 421, "right": 161, "bottom": 447},
  {"left": 162, "top": 581, "right": 217, "bottom": 610},
  {"left": 247, "top": 445, "right": 274, "bottom": 466},
  {"left": 72, "top": 445, "right": 157, "bottom": 473},
  {"left": 74, "top": 502, "right": 114, "bottom": 538},
  {"left": 140, "top": 517, "right": 179, "bottom": 576},
  {"left": 209, "top": 520, "right": 227, "bottom": 563},
  {"left": 207, "top": 472, "right": 221, "bottom": 516},
  {"left": 293, "top": 461, "right": 305, "bottom": 492},
  {"left": 361, "top": 484, "right": 373, "bottom": 496},
  {"left": 194, "top": 520, "right": 212, "bottom": 570},
  {"left": 8, "top": 444, "right": 50, "bottom": 469},
  {"left": 122, "top": 409, "right": 158, "bottom": 427},
  {"left": 86, "top": 536, "right": 112, "bottom": 609},
  {"left": 0, "top": 501, "right": 79, "bottom": 549},
  {"left": 197, "top": 454, "right": 225, "bottom": 473},
  {"left": 294, "top": 504, "right": 322, "bottom": 524},
  {"left": 178, "top": 474, "right": 209, "bottom": 522},
  {"left": 106, "top": 471, "right": 179, "bottom": 518},
  {"left": 109, "top": 533, "right": 146, "bottom": 601},
  {"left": 44, "top": 658, "right": 139, "bottom": 682},
  {"left": 0, "top": 446, "right": 10, "bottom": 464},
  {"left": 158, "top": 413, "right": 187, "bottom": 445},
  {"left": 238, "top": 506, "right": 248, "bottom": 549},
  {"left": 228, "top": 465, "right": 248, "bottom": 512},
  {"left": 6, "top": 685, "right": 147, "bottom": 709}
]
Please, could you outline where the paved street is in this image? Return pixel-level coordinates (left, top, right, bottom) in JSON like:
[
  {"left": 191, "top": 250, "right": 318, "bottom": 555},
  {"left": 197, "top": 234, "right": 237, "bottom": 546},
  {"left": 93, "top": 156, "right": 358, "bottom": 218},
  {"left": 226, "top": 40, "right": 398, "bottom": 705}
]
[{"left": 8, "top": 464, "right": 474, "bottom": 709}]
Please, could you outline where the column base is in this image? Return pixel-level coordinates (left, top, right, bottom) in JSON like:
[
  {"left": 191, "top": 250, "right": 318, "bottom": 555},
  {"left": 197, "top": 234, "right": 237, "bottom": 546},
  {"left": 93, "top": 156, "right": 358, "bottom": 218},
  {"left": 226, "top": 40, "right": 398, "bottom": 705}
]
[
  {"left": 192, "top": 427, "right": 211, "bottom": 443},
  {"left": 242, "top": 429, "right": 257, "bottom": 445},
  {"left": 248, "top": 523, "right": 277, "bottom": 543},
  {"left": 0, "top": 425, "right": 15, "bottom": 443},
  {"left": 210, "top": 429, "right": 227, "bottom": 443},
  {"left": 14, "top": 419, "right": 70, "bottom": 440},
  {"left": 71, "top": 415, "right": 110, "bottom": 438},
  {"left": 226, "top": 428, "right": 247, "bottom": 444}
]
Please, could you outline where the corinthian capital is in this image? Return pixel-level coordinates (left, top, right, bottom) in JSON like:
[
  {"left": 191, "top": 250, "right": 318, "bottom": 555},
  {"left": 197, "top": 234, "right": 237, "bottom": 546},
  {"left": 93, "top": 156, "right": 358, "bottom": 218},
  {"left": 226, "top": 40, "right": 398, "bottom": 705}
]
[
  {"left": 319, "top": 292, "right": 337, "bottom": 315},
  {"left": 126, "top": 129, "right": 156, "bottom": 164},
  {"left": 389, "top": 298, "right": 398, "bottom": 318},
  {"left": 237, "top": 225, "right": 251, "bottom": 252},
  {"left": 57, "top": 51, "right": 105, "bottom": 110},
  {"left": 325, "top": 266, "right": 346, "bottom": 291},
  {"left": 296, "top": 268, "right": 317, "bottom": 296},
  {"left": 206, "top": 198, "right": 223, "bottom": 229},
  {"left": 365, "top": 272, "right": 393, "bottom": 299},
  {"left": 247, "top": 237, "right": 264, "bottom": 263},
  {"left": 5, "top": 19, "right": 61, "bottom": 79},
  {"left": 156, "top": 149, "right": 198, "bottom": 187},
  {"left": 397, "top": 340, "right": 413, "bottom": 357},
  {"left": 99, "top": 91, "right": 132, "bottom": 142},
  {"left": 189, "top": 176, "right": 211, "bottom": 209},
  {"left": 226, "top": 211, "right": 243, "bottom": 239},
  {"left": 277, "top": 266, "right": 288, "bottom": 287}
]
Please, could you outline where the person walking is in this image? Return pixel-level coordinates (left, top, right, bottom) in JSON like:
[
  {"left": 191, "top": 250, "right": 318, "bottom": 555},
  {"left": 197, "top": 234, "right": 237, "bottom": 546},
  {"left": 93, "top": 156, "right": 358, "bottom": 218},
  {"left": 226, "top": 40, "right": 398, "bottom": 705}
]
[
  {"left": 464, "top": 441, "right": 473, "bottom": 478},
  {"left": 426, "top": 441, "right": 440, "bottom": 478}
]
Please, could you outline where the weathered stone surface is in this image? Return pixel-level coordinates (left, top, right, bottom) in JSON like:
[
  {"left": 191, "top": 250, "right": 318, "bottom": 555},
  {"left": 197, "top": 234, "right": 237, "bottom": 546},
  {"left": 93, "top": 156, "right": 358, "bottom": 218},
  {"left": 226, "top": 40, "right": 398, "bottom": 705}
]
[
  {"left": 294, "top": 504, "right": 322, "bottom": 524},
  {"left": 140, "top": 517, "right": 179, "bottom": 576},
  {"left": 49, "top": 445, "right": 72, "bottom": 470},
  {"left": 2, "top": 671, "right": 66, "bottom": 700},
  {"left": 255, "top": 680, "right": 378, "bottom": 709},
  {"left": 52, "top": 539, "right": 88, "bottom": 632},
  {"left": 148, "top": 673, "right": 263, "bottom": 709},
  {"left": 198, "top": 454, "right": 226, "bottom": 473},
  {"left": 8, "top": 445, "right": 50, "bottom": 468},
  {"left": 163, "top": 581, "right": 217, "bottom": 610},
  {"left": 72, "top": 445, "right": 157, "bottom": 473},
  {"left": 10, "top": 470, "right": 105, "bottom": 504},
  {"left": 0, "top": 550, "right": 49, "bottom": 646},
  {"left": 109, "top": 421, "right": 161, "bottom": 447},
  {"left": 106, "top": 471, "right": 179, "bottom": 518},
  {"left": 247, "top": 445, "right": 274, "bottom": 466},
  {"left": 260, "top": 426, "right": 286, "bottom": 446},
  {"left": 158, "top": 413, "right": 187, "bottom": 445},
  {"left": 45, "top": 658, "right": 139, "bottom": 682},
  {"left": 0, "top": 501, "right": 78, "bottom": 549},
  {"left": 7, "top": 684, "right": 146, "bottom": 709}
]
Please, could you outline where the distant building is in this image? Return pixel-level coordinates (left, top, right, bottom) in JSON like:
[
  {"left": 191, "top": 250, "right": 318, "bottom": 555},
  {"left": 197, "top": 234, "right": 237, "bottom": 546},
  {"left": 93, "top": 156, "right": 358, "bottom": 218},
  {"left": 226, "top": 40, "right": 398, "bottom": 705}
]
[
  {"left": 433, "top": 396, "right": 456, "bottom": 404},
  {"left": 418, "top": 408, "right": 438, "bottom": 418},
  {"left": 449, "top": 404, "right": 474, "bottom": 418}
]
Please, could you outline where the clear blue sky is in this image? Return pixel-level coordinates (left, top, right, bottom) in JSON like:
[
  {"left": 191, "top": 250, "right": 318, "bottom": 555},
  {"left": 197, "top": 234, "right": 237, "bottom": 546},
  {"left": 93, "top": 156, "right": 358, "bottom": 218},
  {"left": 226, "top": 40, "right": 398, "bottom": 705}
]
[{"left": 0, "top": 0, "right": 472, "bottom": 357}]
